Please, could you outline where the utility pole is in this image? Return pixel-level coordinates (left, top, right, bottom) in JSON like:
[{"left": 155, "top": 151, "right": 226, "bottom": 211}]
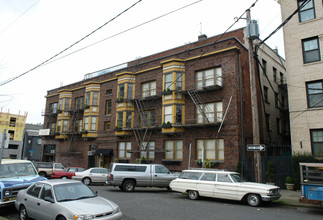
[
  {"left": 246, "top": 9, "right": 261, "bottom": 183},
  {"left": 0, "top": 129, "right": 6, "bottom": 165}
]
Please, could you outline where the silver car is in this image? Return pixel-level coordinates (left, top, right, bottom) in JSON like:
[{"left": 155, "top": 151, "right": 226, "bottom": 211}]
[
  {"left": 15, "top": 179, "right": 122, "bottom": 220},
  {"left": 72, "top": 167, "right": 109, "bottom": 185}
]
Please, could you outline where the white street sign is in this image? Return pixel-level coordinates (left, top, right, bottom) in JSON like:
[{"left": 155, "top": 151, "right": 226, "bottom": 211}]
[{"left": 247, "top": 144, "right": 266, "bottom": 151}]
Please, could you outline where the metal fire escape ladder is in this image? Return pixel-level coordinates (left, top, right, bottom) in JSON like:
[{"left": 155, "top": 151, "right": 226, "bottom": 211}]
[
  {"left": 187, "top": 89, "right": 209, "bottom": 123},
  {"left": 67, "top": 109, "right": 77, "bottom": 151},
  {"left": 133, "top": 99, "right": 150, "bottom": 149}
]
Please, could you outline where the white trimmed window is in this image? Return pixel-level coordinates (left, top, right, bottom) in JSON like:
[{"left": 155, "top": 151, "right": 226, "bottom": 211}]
[
  {"left": 142, "top": 81, "right": 156, "bottom": 98},
  {"left": 164, "top": 105, "right": 172, "bottom": 123},
  {"left": 197, "top": 139, "right": 224, "bottom": 161},
  {"left": 91, "top": 117, "right": 97, "bottom": 131},
  {"left": 197, "top": 102, "right": 222, "bottom": 123},
  {"left": 140, "top": 141, "right": 155, "bottom": 159},
  {"left": 165, "top": 140, "right": 183, "bottom": 160},
  {"left": 196, "top": 67, "right": 222, "bottom": 89}
]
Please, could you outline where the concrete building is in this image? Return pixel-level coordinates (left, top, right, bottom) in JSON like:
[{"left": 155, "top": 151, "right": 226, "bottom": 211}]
[
  {"left": 41, "top": 27, "right": 288, "bottom": 174},
  {"left": 0, "top": 111, "right": 27, "bottom": 159},
  {"left": 278, "top": 0, "right": 323, "bottom": 158}
]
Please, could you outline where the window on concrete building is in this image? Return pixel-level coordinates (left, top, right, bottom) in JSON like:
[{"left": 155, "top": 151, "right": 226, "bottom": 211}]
[
  {"left": 9, "top": 117, "right": 16, "bottom": 127},
  {"left": 197, "top": 139, "right": 224, "bottom": 161},
  {"left": 140, "top": 141, "right": 155, "bottom": 159},
  {"left": 273, "top": 67, "right": 277, "bottom": 82},
  {"left": 197, "top": 102, "right": 223, "bottom": 123},
  {"left": 165, "top": 140, "right": 183, "bottom": 160},
  {"left": 118, "top": 142, "right": 131, "bottom": 159},
  {"left": 142, "top": 81, "right": 156, "bottom": 98},
  {"left": 196, "top": 67, "right": 222, "bottom": 89},
  {"left": 262, "top": 59, "right": 267, "bottom": 75},
  {"left": 310, "top": 129, "right": 323, "bottom": 157},
  {"left": 298, "top": 0, "right": 315, "bottom": 22},
  {"left": 8, "top": 144, "right": 18, "bottom": 149},
  {"left": 275, "top": 92, "right": 279, "bottom": 107},
  {"left": 280, "top": 72, "right": 284, "bottom": 85},
  {"left": 302, "top": 37, "right": 321, "bottom": 63},
  {"left": 265, "top": 113, "right": 271, "bottom": 132},
  {"left": 8, "top": 130, "right": 14, "bottom": 140},
  {"left": 306, "top": 80, "right": 323, "bottom": 108},
  {"left": 264, "top": 86, "right": 269, "bottom": 103}
]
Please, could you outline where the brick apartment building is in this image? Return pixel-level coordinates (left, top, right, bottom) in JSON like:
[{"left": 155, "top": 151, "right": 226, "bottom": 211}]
[{"left": 41, "top": 27, "right": 288, "bottom": 172}]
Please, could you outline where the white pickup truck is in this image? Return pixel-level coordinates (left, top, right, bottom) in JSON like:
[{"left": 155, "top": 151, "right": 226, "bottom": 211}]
[
  {"left": 33, "top": 162, "right": 65, "bottom": 177},
  {"left": 106, "top": 163, "right": 179, "bottom": 192}
]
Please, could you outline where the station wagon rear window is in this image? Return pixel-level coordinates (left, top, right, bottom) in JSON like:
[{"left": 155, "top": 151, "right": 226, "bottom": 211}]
[
  {"left": 179, "top": 172, "right": 202, "bottom": 180},
  {"left": 114, "top": 165, "right": 147, "bottom": 172}
]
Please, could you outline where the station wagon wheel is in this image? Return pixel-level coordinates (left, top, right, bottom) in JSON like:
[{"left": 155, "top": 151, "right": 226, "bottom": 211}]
[
  {"left": 188, "top": 190, "right": 199, "bottom": 200},
  {"left": 82, "top": 177, "right": 91, "bottom": 185},
  {"left": 247, "top": 194, "right": 262, "bottom": 207},
  {"left": 123, "top": 180, "right": 135, "bottom": 192},
  {"left": 19, "top": 205, "right": 30, "bottom": 220}
]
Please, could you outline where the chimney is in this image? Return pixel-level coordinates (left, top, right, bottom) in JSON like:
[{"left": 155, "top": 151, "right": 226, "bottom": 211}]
[{"left": 198, "top": 34, "right": 207, "bottom": 41}]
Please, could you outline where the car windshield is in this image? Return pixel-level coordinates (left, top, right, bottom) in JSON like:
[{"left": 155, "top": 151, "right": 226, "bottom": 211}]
[
  {"left": 0, "top": 163, "right": 38, "bottom": 178},
  {"left": 230, "top": 174, "right": 245, "bottom": 182},
  {"left": 54, "top": 182, "right": 96, "bottom": 202}
]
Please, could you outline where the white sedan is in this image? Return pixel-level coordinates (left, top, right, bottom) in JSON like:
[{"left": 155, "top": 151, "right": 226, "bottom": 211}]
[
  {"left": 15, "top": 179, "right": 122, "bottom": 220},
  {"left": 72, "top": 167, "right": 109, "bottom": 185},
  {"left": 170, "top": 169, "right": 281, "bottom": 207}
]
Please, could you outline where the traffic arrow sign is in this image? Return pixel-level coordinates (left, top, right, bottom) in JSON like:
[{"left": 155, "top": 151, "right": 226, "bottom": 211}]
[{"left": 246, "top": 144, "right": 266, "bottom": 151}]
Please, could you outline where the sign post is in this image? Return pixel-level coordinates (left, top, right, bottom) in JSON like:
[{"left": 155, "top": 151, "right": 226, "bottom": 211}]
[{"left": 247, "top": 144, "right": 266, "bottom": 183}]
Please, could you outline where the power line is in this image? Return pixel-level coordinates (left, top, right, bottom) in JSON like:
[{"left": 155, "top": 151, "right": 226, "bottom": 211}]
[
  {"left": 0, "top": 0, "right": 142, "bottom": 87},
  {"left": 43, "top": 0, "right": 203, "bottom": 67}
]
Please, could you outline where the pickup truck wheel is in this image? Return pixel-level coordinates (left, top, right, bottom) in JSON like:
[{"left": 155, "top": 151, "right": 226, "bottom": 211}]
[
  {"left": 60, "top": 176, "right": 68, "bottom": 179},
  {"left": 247, "top": 194, "right": 262, "bottom": 207},
  {"left": 38, "top": 171, "right": 47, "bottom": 177},
  {"left": 123, "top": 180, "right": 135, "bottom": 192},
  {"left": 82, "top": 177, "right": 91, "bottom": 185},
  {"left": 188, "top": 190, "right": 199, "bottom": 200}
]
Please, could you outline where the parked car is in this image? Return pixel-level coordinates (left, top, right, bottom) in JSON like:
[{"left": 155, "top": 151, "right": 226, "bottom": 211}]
[
  {"left": 107, "top": 163, "right": 179, "bottom": 192},
  {"left": 51, "top": 167, "right": 85, "bottom": 179},
  {"left": 170, "top": 169, "right": 281, "bottom": 207},
  {"left": 33, "top": 162, "right": 65, "bottom": 177},
  {"left": 15, "top": 179, "right": 122, "bottom": 220},
  {"left": 0, "top": 159, "right": 47, "bottom": 207},
  {"left": 72, "top": 167, "right": 109, "bottom": 185}
]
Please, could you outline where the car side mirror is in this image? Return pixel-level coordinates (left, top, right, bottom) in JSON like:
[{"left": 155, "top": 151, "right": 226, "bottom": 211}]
[{"left": 44, "top": 197, "right": 55, "bottom": 203}]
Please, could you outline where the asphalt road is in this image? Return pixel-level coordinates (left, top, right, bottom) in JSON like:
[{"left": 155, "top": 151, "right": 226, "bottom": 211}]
[{"left": 1, "top": 185, "right": 323, "bottom": 220}]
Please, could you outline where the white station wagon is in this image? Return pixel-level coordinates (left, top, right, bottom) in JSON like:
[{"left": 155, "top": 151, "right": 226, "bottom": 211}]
[{"left": 170, "top": 169, "right": 281, "bottom": 207}]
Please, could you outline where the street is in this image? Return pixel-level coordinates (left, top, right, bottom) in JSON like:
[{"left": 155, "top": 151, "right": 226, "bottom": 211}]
[{"left": 1, "top": 185, "right": 323, "bottom": 220}]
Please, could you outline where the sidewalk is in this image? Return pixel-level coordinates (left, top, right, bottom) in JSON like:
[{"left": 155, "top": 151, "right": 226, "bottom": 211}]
[{"left": 278, "top": 189, "right": 322, "bottom": 208}]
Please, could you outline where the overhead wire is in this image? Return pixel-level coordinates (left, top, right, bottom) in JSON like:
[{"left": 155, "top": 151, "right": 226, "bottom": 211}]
[{"left": 0, "top": 0, "right": 142, "bottom": 87}]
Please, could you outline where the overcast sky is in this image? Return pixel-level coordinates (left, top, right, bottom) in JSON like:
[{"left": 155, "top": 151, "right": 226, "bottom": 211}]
[{"left": 0, "top": 0, "right": 283, "bottom": 124}]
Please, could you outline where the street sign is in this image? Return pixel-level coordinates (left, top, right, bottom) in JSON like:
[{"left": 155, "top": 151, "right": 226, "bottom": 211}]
[{"left": 247, "top": 144, "right": 266, "bottom": 151}]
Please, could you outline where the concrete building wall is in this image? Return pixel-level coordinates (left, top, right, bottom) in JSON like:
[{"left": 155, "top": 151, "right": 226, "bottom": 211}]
[{"left": 278, "top": 0, "right": 323, "bottom": 157}]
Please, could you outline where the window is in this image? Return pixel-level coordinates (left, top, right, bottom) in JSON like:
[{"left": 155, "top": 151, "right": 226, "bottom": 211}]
[
  {"left": 197, "top": 139, "right": 224, "bottom": 161},
  {"left": 92, "top": 92, "right": 98, "bottom": 106},
  {"left": 49, "top": 102, "right": 58, "bottom": 114},
  {"left": 40, "top": 184, "right": 53, "bottom": 200},
  {"left": 155, "top": 165, "right": 169, "bottom": 174},
  {"left": 176, "top": 72, "right": 182, "bottom": 90},
  {"left": 27, "top": 183, "right": 43, "bottom": 197},
  {"left": 262, "top": 59, "right": 267, "bottom": 75},
  {"left": 140, "top": 141, "right": 155, "bottom": 159},
  {"left": 91, "top": 117, "right": 97, "bottom": 131},
  {"left": 275, "top": 92, "right": 279, "bottom": 107},
  {"left": 176, "top": 105, "right": 182, "bottom": 124},
  {"left": 306, "top": 81, "right": 323, "bottom": 108},
  {"left": 265, "top": 113, "right": 270, "bottom": 132},
  {"left": 8, "top": 130, "right": 14, "bottom": 140},
  {"left": 264, "top": 86, "right": 269, "bottom": 103},
  {"left": 302, "top": 37, "right": 321, "bottom": 63},
  {"left": 105, "top": 100, "right": 112, "bottom": 115},
  {"left": 86, "top": 92, "right": 91, "bottom": 105},
  {"left": 310, "top": 130, "right": 323, "bottom": 157},
  {"left": 118, "top": 84, "right": 125, "bottom": 99},
  {"left": 75, "top": 97, "right": 84, "bottom": 109},
  {"left": 273, "top": 67, "right": 277, "bottom": 82},
  {"left": 165, "top": 73, "right": 173, "bottom": 90},
  {"left": 106, "top": 90, "right": 112, "bottom": 97},
  {"left": 180, "top": 172, "right": 202, "bottom": 180},
  {"left": 50, "top": 122, "right": 56, "bottom": 135},
  {"left": 64, "top": 98, "right": 70, "bottom": 111},
  {"left": 276, "top": 118, "right": 281, "bottom": 134},
  {"left": 196, "top": 67, "right": 222, "bottom": 89},
  {"left": 165, "top": 140, "right": 183, "bottom": 160},
  {"left": 142, "top": 111, "right": 155, "bottom": 127},
  {"left": 117, "top": 112, "right": 123, "bottom": 127},
  {"left": 84, "top": 116, "right": 89, "bottom": 130},
  {"left": 59, "top": 98, "right": 63, "bottom": 110},
  {"left": 142, "top": 81, "right": 156, "bottom": 98},
  {"left": 200, "top": 173, "right": 217, "bottom": 181},
  {"left": 9, "top": 117, "right": 16, "bottom": 127},
  {"left": 114, "top": 165, "right": 147, "bottom": 172},
  {"left": 298, "top": 0, "right": 315, "bottom": 22},
  {"left": 57, "top": 120, "right": 61, "bottom": 133},
  {"left": 118, "top": 142, "right": 131, "bottom": 159},
  {"left": 280, "top": 72, "right": 284, "bottom": 85},
  {"left": 164, "top": 105, "right": 172, "bottom": 123},
  {"left": 127, "top": 84, "right": 133, "bottom": 99},
  {"left": 217, "top": 174, "right": 232, "bottom": 183},
  {"left": 105, "top": 122, "right": 110, "bottom": 131},
  {"left": 197, "top": 102, "right": 222, "bottom": 123},
  {"left": 126, "top": 112, "right": 132, "bottom": 128},
  {"left": 75, "top": 120, "right": 82, "bottom": 132},
  {"left": 62, "top": 120, "right": 68, "bottom": 133}
]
